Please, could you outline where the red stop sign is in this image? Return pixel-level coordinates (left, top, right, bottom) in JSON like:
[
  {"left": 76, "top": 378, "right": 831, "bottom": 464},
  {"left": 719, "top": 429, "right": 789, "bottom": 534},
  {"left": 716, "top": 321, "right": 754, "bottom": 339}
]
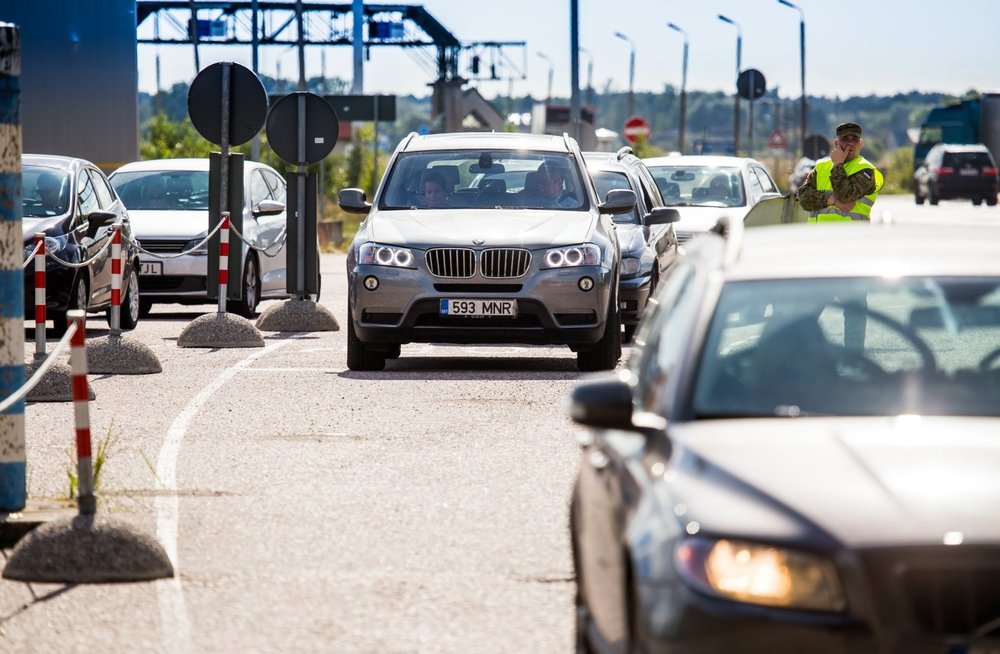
[{"left": 623, "top": 116, "right": 650, "bottom": 144}]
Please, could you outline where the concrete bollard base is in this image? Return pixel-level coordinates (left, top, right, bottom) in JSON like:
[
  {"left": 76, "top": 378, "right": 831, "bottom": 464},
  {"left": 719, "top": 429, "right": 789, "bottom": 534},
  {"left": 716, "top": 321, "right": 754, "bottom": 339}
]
[
  {"left": 256, "top": 299, "right": 340, "bottom": 332},
  {"left": 87, "top": 335, "right": 163, "bottom": 374},
  {"left": 1, "top": 513, "right": 174, "bottom": 583},
  {"left": 24, "top": 360, "right": 95, "bottom": 402},
  {"left": 177, "top": 312, "right": 265, "bottom": 348}
]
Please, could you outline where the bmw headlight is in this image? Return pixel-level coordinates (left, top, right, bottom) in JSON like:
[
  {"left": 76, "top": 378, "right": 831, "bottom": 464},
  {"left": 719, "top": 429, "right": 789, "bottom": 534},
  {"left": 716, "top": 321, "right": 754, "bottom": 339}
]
[
  {"left": 359, "top": 243, "right": 416, "bottom": 268},
  {"left": 620, "top": 257, "right": 641, "bottom": 275},
  {"left": 675, "top": 537, "right": 845, "bottom": 612},
  {"left": 542, "top": 244, "right": 600, "bottom": 269}
]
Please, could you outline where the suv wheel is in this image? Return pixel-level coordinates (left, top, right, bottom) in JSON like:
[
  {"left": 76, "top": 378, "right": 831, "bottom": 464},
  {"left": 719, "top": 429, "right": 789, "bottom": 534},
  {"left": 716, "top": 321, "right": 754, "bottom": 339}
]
[
  {"left": 929, "top": 187, "right": 940, "bottom": 206},
  {"left": 973, "top": 197, "right": 983, "bottom": 206},
  {"left": 346, "top": 305, "right": 386, "bottom": 371},
  {"left": 988, "top": 195, "right": 998, "bottom": 207},
  {"left": 914, "top": 190, "right": 925, "bottom": 205},
  {"left": 577, "top": 299, "right": 621, "bottom": 372}
]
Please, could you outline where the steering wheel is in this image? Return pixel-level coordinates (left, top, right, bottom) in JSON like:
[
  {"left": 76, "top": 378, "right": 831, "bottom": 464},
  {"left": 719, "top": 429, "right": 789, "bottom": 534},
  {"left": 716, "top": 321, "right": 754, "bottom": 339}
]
[{"left": 830, "top": 302, "right": 938, "bottom": 373}]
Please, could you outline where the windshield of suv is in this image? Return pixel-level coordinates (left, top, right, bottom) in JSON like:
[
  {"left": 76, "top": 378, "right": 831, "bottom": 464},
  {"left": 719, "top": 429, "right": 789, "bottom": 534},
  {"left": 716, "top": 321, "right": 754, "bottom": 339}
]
[
  {"left": 646, "top": 165, "right": 746, "bottom": 208},
  {"left": 692, "top": 276, "right": 1000, "bottom": 417},
  {"left": 590, "top": 170, "right": 639, "bottom": 224},
  {"left": 110, "top": 170, "right": 210, "bottom": 211},
  {"left": 379, "top": 151, "right": 589, "bottom": 211},
  {"left": 23, "top": 166, "right": 71, "bottom": 218}
]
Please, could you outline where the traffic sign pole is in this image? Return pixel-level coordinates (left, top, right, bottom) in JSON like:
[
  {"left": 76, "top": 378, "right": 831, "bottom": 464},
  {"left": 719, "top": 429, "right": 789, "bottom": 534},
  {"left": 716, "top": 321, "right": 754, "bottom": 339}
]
[{"left": 218, "top": 62, "right": 230, "bottom": 314}]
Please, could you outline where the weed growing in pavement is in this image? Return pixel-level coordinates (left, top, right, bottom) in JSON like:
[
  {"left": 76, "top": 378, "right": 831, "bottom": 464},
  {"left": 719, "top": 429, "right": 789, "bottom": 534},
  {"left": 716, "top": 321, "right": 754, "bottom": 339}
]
[{"left": 65, "top": 421, "right": 115, "bottom": 501}]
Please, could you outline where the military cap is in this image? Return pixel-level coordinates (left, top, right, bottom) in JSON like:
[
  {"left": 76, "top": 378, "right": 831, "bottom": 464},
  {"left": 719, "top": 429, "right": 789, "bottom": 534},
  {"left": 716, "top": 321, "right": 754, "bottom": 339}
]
[{"left": 836, "top": 122, "right": 863, "bottom": 138}]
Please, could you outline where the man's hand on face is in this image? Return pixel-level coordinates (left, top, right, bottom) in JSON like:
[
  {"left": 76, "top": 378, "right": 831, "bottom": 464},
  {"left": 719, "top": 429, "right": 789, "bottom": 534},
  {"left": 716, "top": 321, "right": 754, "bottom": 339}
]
[{"left": 831, "top": 138, "right": 848, "bottom": 165}]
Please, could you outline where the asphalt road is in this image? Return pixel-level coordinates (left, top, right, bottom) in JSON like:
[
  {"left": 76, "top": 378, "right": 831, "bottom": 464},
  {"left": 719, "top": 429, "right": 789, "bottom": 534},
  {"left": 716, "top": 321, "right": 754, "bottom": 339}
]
[{"left": 1, "top": 194, "right": 998, "bottom": 653}]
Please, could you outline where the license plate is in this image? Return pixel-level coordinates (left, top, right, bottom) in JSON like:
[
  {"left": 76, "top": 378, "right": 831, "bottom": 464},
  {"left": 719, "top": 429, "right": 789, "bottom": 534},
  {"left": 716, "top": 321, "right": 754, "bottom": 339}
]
[
  {"left": 440, "top": 298, "right": 517, "bottom": 317},
  {"left": 140, "top": 261, "right": 162, "bottom": 275},
  {"left": 960, "top": 168, "right": 978, "bottom": 176}
]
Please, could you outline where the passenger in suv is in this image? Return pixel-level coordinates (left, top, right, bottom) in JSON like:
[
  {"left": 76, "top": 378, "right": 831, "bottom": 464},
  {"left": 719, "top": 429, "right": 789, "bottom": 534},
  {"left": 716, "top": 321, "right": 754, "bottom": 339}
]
[
  {"left": 339, "top": 132, "right": 638, "bottom": 372},
  {"left": 914, "top": 143, "right": 999, "bottom": 206}
]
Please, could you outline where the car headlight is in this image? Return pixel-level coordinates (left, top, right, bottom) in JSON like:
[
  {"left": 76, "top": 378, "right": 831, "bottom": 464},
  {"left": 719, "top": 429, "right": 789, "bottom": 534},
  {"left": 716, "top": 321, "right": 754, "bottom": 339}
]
[
  {"left": 620, "top": 257, "right": 641, "bottom": 275},
  {"left": 542, "top": 244, "right": 600, "bottom": 269},
  {"left": 359, "top": 243, "right": 415, "bottom": 268},
  {"left": 183, "top": 236, "right": 209, "bottom": 255},
  {"left": 675, "top": 537, "right": 845, "bottom": 612},
  {"left": 24, "top": 237, "right": 62, "bottom": 255}
]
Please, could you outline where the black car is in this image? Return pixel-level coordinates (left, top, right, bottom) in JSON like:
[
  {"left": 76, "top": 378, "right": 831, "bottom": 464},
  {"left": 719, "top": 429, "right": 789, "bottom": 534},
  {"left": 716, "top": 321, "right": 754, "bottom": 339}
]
[
  {"left": 23, "top": 154, "right": 142, "bottom": 334},
  {"left": 569, "top": 218, "right": 1000, "bottom": 653},
  {"left": 913, "top": 143, "right": 999, "bottom": 206},
  {"left": 583, "top": 148, "right": 679, "bottom": 342}
]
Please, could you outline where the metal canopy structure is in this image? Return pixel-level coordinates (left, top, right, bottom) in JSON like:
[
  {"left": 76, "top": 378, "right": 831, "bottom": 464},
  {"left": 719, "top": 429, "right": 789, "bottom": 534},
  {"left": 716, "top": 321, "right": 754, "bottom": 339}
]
[{"left": 136, "top": 1, "right": 526, "bottom": 85}]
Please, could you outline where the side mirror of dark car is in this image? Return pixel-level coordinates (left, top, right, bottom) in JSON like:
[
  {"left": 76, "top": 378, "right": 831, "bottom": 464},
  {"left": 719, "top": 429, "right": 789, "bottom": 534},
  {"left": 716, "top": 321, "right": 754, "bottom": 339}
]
[
  {"left": 645, "top": 207, "right": 680, "bottom": 225},
  {"left": 86, "top": 211, "right": 117, "bottom": 238},
  {"left": 569, "top": 372, "right": 635, "bottom": 430},
  {"left": 253, "top": 199, "right": 285, "bottom": 217},
  {"left": 599, "top": 189, "right": 637, "bottom": 215},
  {"left": 339, "top": 188, "right": 371, "bottom": 215}
]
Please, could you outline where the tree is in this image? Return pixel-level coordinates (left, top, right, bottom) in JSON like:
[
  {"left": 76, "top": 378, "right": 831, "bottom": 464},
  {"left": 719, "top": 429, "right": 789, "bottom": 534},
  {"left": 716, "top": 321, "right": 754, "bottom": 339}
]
[{"left": 140, "top": 113, "right": 214, "bottom": 159}]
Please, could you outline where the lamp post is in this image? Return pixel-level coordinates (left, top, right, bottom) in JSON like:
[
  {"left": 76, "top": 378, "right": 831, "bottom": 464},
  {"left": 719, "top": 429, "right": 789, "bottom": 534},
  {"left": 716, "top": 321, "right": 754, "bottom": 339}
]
[
  {"left": 667, "top": 22, "right": 688, "bottom": 153},
  {"left": 718, "top": 14, "right": 742, "bottom": 156},
  {"left": 614, "top": 31, "right": 636, "bottom": 118},
  {"left": 537, "top": 51, "right": 553, "bottom": 104},
  {"left": 778, "top": 0, "right": 806, "bottom": 157},
  {"left": 579, "top": 47, "right": 594, "bottom": 108}
]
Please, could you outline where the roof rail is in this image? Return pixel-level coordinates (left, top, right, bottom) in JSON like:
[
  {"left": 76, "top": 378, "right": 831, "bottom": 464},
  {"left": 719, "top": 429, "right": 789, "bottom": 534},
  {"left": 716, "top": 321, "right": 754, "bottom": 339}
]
[
  {"left": 708, "top": 215, "right": 744, "bottom": 270},
  {"left": 615, "top": 146, "right": 634, "bottom": 160}
]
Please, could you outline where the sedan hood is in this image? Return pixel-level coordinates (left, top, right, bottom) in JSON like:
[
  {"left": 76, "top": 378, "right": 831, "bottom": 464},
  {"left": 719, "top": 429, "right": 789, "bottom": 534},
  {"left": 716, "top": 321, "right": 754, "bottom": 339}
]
[
  {"left": 671, "top": 206, "right": 748, "bottom": 235},
  {"left": 127, "top": 209, "right": 209, "bottom": 239},
  {"left": 22, "top": 216, "right": 66, "bottom": 242},
  {"left": 370, "top": 209, "right": 594, "bottom": 249},
  {"left": 667, "top": 417, "right": 1000, "bottom": 547}
]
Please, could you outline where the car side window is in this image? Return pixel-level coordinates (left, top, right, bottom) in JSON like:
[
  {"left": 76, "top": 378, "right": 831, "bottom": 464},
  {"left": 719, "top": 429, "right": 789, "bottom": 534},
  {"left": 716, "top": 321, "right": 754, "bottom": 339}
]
[
  {"left": 752, "top": 165, "right": 778, "bottom": 194},
  {"left": 77, "top": 170, "right": 101, "bottom": 222},
  {"left": 746, "top": 167, "right": 764, "bottom": 204},
  {"left": 88, "top": 169, "right": 116, "bottom": 210},
  {"left": 633, "top": 263, "right": 699, "bottom": 414},
  {"left": 636, "top": 165, "right": 666, "bottom": 208},
  {"left": 263, "top": 170, "right": 286, "bottom": 204},
  {"left": 250, "top": 170, "right": 272, "bottom": 206}
]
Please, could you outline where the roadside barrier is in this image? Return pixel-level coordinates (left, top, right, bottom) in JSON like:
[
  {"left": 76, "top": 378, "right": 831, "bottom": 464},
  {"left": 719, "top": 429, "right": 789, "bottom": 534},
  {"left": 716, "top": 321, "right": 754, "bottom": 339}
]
[
  {"left": 2, "top": 311, "right": 174, "bottom": 584},
  {"left": 0, "top": 315, "right": 79, "bottom": 415}
]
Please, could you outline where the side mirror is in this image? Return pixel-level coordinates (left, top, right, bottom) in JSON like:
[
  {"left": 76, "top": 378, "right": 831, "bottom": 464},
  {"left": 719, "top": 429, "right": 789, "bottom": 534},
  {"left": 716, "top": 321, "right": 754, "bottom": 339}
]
[
  {"left": 598, "top": 188, "right": 637, "bottom": 215},
  {"left": 645, "top": 207, "right": 680, "bottom": 225},
  {"left": 339, "top": 188, "right": 371, "bottom": 215},
  {"left": 253, "top": 199, "right": 285, "bottom": 217},
  {"left": 569, "top": 372, "right": 634, "bottom": 430},
  {"left": 86, "top": 211, "right": 117, "bottom": 239}
]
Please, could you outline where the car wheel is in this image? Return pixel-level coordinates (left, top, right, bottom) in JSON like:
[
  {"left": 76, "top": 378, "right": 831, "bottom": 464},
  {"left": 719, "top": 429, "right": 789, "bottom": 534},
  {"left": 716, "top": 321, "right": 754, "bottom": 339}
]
[
  {"left": 139, "top": 298, "right": 154, "bottom": 318},
  {"left": 346, "top": 305, "right": 386, "bottom": 371},
  {"left": 53, "top": 274, "right": 88, "bottom": 337},
  {"left": 914, "top": 190, "right": 925, "bottom": 205},
  {"left": 108, "top": 268, "right": 141, "bottom": 330},
  {"left": 623, "top": 323, "right": 637, "bottom": 344},
  {"left": 228, "top": 255, "right": 259, "bottom": 318},
  {"left": 988, "top": 195, "right": 998, "bottom": 207},
  {"left": 929, "top": 187, "right": 939, "bottom": 205},
  {"left": 973, "top": 197, "right": 983, "bottom": 206},
  {"left": 577, "top": 297, "right": 621, "bottom": 372}
]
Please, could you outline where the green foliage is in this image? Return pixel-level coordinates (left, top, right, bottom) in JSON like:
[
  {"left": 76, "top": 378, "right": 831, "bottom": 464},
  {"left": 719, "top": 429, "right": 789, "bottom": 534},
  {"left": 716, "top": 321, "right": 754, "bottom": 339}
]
[
  {"left": 65, "top": 422, "right": 115, "bottom": 500},
  {"left": 878, "top": 147, "right": 915, "bottom": 195},
  {"left": 140, "top": 113, "right": 215, "bottom": 160}
]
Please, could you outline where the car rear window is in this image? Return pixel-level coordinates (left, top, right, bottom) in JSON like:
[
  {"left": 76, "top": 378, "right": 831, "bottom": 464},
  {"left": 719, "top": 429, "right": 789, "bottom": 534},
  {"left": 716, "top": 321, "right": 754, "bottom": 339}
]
[
  {"left": 646, "top": 165, "right": 747, "bottom": 208},
  {"left": 942, "top": 152, "right": 995, "bottom": 168}
]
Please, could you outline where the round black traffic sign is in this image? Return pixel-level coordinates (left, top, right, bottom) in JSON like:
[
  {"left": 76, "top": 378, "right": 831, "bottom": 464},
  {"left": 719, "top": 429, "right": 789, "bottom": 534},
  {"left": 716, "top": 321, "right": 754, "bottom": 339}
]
[
  {"left": 265, "top": 92, "right": 340, "bottom": 166},
  {"left": 803, "top": 134, "right": 831, "bottom": 160},
  {"left": 188, "top": 62, "right": 268, "bottom": 147},
  {"left": 737, "top": 69, "right": 766, "bottom": 101}
]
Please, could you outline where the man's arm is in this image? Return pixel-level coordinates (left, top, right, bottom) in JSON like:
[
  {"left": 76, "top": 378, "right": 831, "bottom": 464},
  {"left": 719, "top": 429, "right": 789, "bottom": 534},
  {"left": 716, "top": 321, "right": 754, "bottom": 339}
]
[
  {"left": 830, "top": 164, "right": 877, "bottom": 203},
  {"left": 796, "top": 169, "right": 830, "bottom": 211}
]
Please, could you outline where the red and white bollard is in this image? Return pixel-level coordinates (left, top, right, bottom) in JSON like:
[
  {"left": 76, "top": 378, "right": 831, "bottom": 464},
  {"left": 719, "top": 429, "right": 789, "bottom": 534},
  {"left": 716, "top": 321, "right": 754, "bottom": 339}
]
[
  {"left": 69, "top": 310, "right": 96, "bottom": 515},
  {"left": 109, "top": 224, "right": 122, "bottom": 338},
  {"left": 34, "top": 233, "right": 46, "bottom": 359},
  {"left": 217, "top": 212, "right": 229, "bottom": 314}
]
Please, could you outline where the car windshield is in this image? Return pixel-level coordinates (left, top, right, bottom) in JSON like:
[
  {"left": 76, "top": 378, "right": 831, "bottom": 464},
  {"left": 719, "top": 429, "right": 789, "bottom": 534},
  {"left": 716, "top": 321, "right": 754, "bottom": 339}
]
[
  {"left": 647, "top": 165, "right": 746, "bottom": 208},
  {"left": 110, "top": 170, "right": 210, "bottom": 210},
  {"left": 379, "top": 151, "right": 589, "bottom": 211},
  {"left": 23, "top": 166, "right": 71, "bottom": 218},
  {"left": 590, "top": 170, "right": 639, "bottom": 224},
  {"left": 692, "top": 276, "right": 1000, "bottom": 418}
]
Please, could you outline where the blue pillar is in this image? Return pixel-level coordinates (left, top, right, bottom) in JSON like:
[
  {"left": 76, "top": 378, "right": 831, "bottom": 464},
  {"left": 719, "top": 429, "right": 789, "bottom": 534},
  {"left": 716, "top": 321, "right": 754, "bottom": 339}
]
[{"left": 0, "top": 23, "right": 24, "bottom": 512}]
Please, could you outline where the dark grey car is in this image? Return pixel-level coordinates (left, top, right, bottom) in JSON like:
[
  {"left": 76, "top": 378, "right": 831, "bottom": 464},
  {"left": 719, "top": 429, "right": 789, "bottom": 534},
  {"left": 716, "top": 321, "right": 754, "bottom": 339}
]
[
  {"left": 570, "top": 220, "right": 1000, "bottom": 653},
  {"left": 583, "top": 149, "right": 679, "bottom": 342},
  {"left": 339, "top": 132, "right": 636, "bottom": 372}
]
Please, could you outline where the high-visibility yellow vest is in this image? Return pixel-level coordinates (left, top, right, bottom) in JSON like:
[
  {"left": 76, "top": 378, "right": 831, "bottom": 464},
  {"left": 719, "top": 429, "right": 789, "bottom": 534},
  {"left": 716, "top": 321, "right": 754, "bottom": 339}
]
[{"left": 808, "top": 157, "right": 883, "bottom": 223}]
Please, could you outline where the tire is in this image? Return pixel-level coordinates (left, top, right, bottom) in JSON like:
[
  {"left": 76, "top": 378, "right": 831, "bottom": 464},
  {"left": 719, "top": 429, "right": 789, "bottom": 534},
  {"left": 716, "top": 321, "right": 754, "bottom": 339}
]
[
  {"left": 346, "top": 305, "right": 386, "bottom": 371},
  {"left": 623, "top": 323, "right": 637, "bottom": 344},
  {"left": 139, "top": 298, "right": 154, "bottom": 318},
  {"left": 577, "top": 298, "right": 621, "bottom": 372},
  {"left": 988, "top": 195, "right": 998, "bottom": 207},
  {"left": 228, "top": 255, "right": 260, "bottom": 318},
  {"left": 107, "top": 268, "right": 141, "bottom": 330},
  {"left": 973, "top": 197, "right": 983, "bottom": 206},
  {"left": 384, "top": 343, "right": 401, "bottom": 359},
  {"left": 569, "top": 492, "right": 596, "bottom": 654},
  {"left": 914, "top": 191, "right": 924, "bottom": 205},
  {"left": 53, "top": 274, "right": 88, "bottom": 337},
  {"left": 929, "top": 188, "right": 939, "bottom": 206}
]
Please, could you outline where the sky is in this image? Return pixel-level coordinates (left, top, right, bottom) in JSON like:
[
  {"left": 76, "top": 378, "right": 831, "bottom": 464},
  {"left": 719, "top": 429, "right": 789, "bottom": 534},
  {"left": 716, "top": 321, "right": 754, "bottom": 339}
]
[{"left": 137, "top": 0, "right": 1000, "bottom": 103}]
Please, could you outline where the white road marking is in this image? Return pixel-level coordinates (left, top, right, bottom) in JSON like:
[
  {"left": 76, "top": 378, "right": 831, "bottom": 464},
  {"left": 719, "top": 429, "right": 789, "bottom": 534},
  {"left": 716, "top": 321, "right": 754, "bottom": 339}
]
[{"left": 155, "top": 336, "right": 300, "bottom": 653}]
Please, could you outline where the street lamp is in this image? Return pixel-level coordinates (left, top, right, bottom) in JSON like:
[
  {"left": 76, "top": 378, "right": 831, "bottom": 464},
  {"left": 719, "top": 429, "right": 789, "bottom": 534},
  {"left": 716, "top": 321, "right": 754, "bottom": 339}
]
[
  {"left": 614, "top": 31, "right": 636, "bottom": 118},
  {"left": 778, "top": 0, "right": 807, "bottom": 157},
  {"left": 667, "top": 22, "right": 688, "bottom": 153},
  {"left": 718, "top": 14, "right": 742, "bottom": 156},
  {"left": 579, "top": 47, "right": 594, "bottom": 108},
  {"left": 537, "top": 51, "right": 553, "bottom": 104}
]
